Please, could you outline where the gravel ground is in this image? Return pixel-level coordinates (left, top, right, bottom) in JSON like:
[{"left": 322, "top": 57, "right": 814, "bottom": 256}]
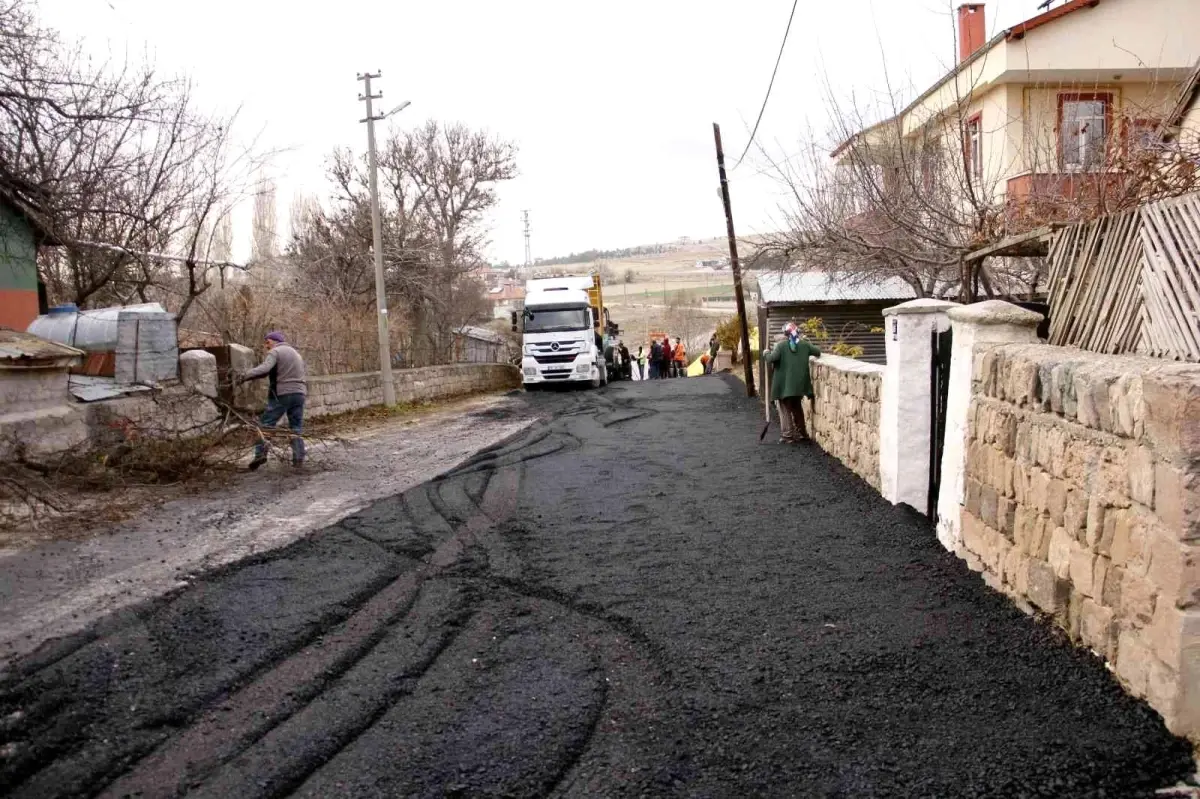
[
  {"left": 0, "top": 393, "right": 537, "bottom": 672},
  {"left": 0, "top": 376, "right": 1193, "bottom": 798}
]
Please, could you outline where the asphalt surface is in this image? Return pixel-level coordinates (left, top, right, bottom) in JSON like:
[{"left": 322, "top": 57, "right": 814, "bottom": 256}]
[{"left": 1, "top": 376, "right": 1193, "bottom": 798}]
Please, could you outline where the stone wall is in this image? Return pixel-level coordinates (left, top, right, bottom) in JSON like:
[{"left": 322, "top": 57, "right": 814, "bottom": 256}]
[
  {"left": 807, "top": 355, "right": 884, "bottom": 490},
  {"left": 957, "top": 342, "right": 1200, "bottom": 735},
  {"left": 305, "top": 363, "right": 520, "bottom": 418}
]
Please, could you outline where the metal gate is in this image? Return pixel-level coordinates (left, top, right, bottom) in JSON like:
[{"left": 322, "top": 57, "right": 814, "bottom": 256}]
[{"left": 927, "top": 328, "right": 953, "bottom": 519}]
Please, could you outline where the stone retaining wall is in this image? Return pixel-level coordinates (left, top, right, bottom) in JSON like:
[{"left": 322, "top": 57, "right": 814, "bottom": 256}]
[
  {"left": 957, "top": 342, "right": 1200, "bottom": 734},
  {"left": 305, "top": 364, "right": 520, "bottom": 418},
  {"left": 807, "top": 355, "right": 883, "bottom": 490}
]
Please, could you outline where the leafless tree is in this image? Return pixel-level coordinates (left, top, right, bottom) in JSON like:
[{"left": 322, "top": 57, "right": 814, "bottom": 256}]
[
  {"left": 0, "top": 0, "right": 265, "bottom": 314},
  {"left": 287, "top": 120, "right": 517, "bottom": 364},
  {"left": 250, "top": 171, "right": 278, "bottom": 264}
]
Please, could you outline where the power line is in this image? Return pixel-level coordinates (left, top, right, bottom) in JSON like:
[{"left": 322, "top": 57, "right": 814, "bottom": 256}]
[{"left": 733, "top": 0, "right": 799, "bottom": 170}]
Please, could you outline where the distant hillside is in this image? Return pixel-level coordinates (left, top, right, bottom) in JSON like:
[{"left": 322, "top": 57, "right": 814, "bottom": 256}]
[{"left": 534, "top": 243, "right": 677, "bottom": 266}]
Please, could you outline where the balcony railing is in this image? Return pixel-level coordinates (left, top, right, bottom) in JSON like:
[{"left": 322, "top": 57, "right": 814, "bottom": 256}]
[{"left": 1004, "top": 171, "right": 1136, "bottom": 233}]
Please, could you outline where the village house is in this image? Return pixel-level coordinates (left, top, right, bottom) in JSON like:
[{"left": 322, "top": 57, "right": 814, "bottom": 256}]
[
  {"left": 837, "top": 0, "right": 1200, "bottom": 233},
  {"left": 487, "top": 282, "right": 526, "bottom": 320},
  {"left": 0, "top": 187, "right": 57, "bottom": 331}
]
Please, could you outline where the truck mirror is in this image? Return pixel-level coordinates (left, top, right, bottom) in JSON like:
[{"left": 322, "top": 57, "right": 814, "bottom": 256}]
[{"left": 510, "top": 310, "right": 518, "bottom": 332}]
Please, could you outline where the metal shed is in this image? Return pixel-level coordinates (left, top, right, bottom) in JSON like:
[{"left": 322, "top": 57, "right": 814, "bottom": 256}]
[
  {"left": 755, "top": 271, "right": 916, "bottom": 365},
  {"left": 453, "top": 325, "right": 505, "bottom": 364}
]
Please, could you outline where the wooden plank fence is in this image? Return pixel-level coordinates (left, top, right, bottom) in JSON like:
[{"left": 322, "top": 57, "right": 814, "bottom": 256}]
[
  {"left": 1046, "top": 208, "right": 1143, "bottom": 354},
  {"left": 1046, "top": 192, "right": 1200, "bottom": 361},
  {"left": 1140, "top": 194, "right": 1200, "bottom": 360}
]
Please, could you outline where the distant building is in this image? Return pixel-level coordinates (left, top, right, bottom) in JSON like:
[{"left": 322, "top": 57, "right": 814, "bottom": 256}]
[{"left": 487, "top": 283, "right": 526, "bottom": 320}]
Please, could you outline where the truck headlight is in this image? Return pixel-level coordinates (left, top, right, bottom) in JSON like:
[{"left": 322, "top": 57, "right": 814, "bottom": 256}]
[{"left": 576, "top": 363, "right": 590, "bottom": 373}]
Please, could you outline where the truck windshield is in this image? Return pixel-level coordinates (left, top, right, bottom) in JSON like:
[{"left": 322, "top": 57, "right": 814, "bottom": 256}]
[{"left": 524, "top": 307, "right": 589, "bottom": 333}]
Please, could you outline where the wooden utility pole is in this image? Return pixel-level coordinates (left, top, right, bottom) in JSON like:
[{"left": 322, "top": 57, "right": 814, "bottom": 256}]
[{"left": 712, "top": 122, "right": 756, "bottom": 396}]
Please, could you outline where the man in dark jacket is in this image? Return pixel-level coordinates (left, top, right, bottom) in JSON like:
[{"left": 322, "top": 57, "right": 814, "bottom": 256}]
[
  {"left": 649, "top": 340, "right": 662, "bottom": 379},
  {"left": 239, "top": 331, "right": 308, "bottom": 469},
  {"left": 762, "top": 321, "right": 821, "bottom": 443}
]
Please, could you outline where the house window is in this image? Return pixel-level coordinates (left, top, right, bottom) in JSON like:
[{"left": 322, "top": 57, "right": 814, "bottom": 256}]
[
  {"left": 920, "top": 142, "right": 939, "bottom": 192},
  {"left": 964, "top": 114, "right": 982, "bottom": 180},
  {"left": 1125, "top": 118, "right": 1160, "bottom": 156},
  {"left": 1059, "top": 93, "right": 1111, "bottom": 171}
]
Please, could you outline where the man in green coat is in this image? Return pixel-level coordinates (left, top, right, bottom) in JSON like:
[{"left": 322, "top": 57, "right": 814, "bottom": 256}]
[{"left": 762, "top": 321, "right": 821, "bottom": 443}]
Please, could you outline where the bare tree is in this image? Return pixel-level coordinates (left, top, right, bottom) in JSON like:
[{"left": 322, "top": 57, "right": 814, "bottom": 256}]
[
  {"left": 287, "top": 120, "right": 517, "bottom": 365},
  {"left": 0, "top": 0, "right": 264, "bottom": 314},
  {"left": 250, "top": 171, "right": 277, "bottom": 264}
]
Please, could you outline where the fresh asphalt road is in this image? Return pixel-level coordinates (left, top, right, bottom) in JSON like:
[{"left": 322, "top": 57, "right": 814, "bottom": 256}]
[{"left": 1, "top": 377, "right": 1192, "bottom": 798}]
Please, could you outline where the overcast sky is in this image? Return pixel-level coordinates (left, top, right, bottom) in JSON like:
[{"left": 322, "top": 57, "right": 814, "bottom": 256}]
[{"left": 40, "top": 0, "right": 1040, "bottom": 264}]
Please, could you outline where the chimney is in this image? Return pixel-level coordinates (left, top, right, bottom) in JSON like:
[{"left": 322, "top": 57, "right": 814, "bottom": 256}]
[{"left": 957, "top": 4, "right": 986, "bottom": 63}]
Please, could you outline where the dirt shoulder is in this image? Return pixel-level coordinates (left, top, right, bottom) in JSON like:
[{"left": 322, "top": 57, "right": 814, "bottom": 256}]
[{"left": 0, "top": 391, "right": 537, "bottom": 671}]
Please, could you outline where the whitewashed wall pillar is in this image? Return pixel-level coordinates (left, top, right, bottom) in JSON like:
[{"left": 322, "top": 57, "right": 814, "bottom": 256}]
[
  {"left": 879, "top": 299, "right": 960, "bottom": 510},
  {"left": 935, "top": 301, "right": 1043, "bottom": 551}
]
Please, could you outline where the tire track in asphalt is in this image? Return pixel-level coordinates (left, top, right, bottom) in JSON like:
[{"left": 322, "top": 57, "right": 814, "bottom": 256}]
[
  {"left": 2, "top": 391, "right": 691, "bottom": 798},
  {"left": 98, "top": 407, "right": 595, "bottom": 798},
  {"left": 3, "top": 531, "right": 407, "bottom": 799}
]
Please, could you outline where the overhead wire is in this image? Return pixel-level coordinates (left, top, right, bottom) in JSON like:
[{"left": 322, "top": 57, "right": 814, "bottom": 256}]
[{"left": 733, "top": 0, "right": 800, "bottom": 170}]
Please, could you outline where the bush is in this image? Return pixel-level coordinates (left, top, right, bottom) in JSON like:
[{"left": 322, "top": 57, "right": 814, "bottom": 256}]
[{"left": 715, "top": 316, "right": 756, "bottom": 364}]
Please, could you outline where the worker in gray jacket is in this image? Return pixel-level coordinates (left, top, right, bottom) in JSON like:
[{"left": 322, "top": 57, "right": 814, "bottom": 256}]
[{"left": 238, "top": 331, "right": 308, "bottom": 469}]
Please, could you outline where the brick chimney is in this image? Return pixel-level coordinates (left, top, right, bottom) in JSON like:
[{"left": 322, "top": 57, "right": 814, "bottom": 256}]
[{"left": 957, "top": 4, "right": 986, "bottom": 63}]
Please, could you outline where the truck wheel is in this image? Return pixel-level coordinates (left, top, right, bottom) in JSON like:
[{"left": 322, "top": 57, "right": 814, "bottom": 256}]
[{"left": 591, "top": 366, "right": 602, "bottom": 389}]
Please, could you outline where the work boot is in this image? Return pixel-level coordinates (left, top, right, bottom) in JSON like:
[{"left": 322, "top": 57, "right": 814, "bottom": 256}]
[{"left": 247, "top": 454, "right": 268, "bottom": 471}]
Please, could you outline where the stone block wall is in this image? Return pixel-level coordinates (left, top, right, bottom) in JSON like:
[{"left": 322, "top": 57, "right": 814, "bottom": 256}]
[
  {"left": 305, "top": 364, "right": 520, "bottom": 418},
  {"left": 956, "top": 342, "right": 1200, "bottom": 735},
  {"left": 0, "top": 368, "right": 87, "bottom": 459},
  {"left": 807, "top": 355, "right": 884, "bottom": 490}
]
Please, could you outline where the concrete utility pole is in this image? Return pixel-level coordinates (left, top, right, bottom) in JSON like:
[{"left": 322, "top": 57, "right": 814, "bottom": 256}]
[
  {"left": 357, "top": 71, "right": 410, "bottom": 406},
  {"left": 712, "top": 122, "right": 756, "bottom": 397},
  {"left": 522, "top": 210, "right": 532, "bottom": 274}
]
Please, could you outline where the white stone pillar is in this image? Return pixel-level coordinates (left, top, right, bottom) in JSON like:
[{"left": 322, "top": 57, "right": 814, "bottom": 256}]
[
  {"left": 879, "top": 299, "right": 960, "bottom": 511},
  {"left": 935, "top": 301, "right": 1043, "bottom": 552}
]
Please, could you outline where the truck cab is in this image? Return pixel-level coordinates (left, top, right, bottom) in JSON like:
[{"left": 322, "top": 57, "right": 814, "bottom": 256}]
[{"left": 517, "top": 281, "right": 608, "bottom": 388}]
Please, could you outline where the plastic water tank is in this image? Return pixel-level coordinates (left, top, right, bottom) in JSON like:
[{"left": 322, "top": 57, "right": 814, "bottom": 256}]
[{"left": 27, "top": 302, "right": 166, "bottom": 352}]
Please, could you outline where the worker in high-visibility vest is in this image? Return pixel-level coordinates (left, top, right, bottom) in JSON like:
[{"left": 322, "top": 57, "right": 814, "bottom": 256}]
[{"left": 672, "top": 339, "right": 687, "bottom": 377}]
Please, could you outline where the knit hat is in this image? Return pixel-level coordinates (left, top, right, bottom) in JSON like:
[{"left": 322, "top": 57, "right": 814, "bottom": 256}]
[{"left": 265, "top": 331, "right": 286, "bottom": 343}]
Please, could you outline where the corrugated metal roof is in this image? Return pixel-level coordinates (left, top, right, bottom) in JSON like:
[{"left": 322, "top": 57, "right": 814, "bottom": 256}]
[
  {"left": 67, "top": 375, "right": 152, "bottom": 402},
  {"left": 0, "top": 328, "right": 84, "bottom": 364},
  {"left": 756, "top": 271, "right": 917, "bottom": 305}
]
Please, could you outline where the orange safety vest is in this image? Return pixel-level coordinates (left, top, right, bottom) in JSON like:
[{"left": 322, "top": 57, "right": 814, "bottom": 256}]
[{"left": 673, "top": 343, "right": 686, "bottom": 361}]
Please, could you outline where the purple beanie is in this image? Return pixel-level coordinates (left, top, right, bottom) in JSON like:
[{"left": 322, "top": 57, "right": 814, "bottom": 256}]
[{"left": 265, "top": 331, "right": 286, "bottom": 343}]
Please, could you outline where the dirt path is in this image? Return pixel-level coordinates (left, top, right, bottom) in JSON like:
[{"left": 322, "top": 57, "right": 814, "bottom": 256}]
[
  {"left": 0, "top": 378, "right": 1193, "bottom": 797},
  {"left": 0, "top": 392, "right": 537, "bottom": 671}
]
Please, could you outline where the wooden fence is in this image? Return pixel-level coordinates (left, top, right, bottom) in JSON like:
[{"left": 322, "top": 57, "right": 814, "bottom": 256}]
[
  {"left": 1140, "top": 194, "right": 1200, "bottom": 360},
  {"left": 1046, "top": 192, "right": 1200, "bottom": 361}
]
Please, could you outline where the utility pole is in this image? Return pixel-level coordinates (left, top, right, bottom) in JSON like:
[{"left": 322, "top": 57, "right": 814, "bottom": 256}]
[
  {"left": 522, "top": 210, "right": 532, "bottom": 275},
  {"left": 358, "top": 70, "right": 396, "bottom": 406},
  {"left": 712, "top": 123, "right": 755, "bottom": 396}
]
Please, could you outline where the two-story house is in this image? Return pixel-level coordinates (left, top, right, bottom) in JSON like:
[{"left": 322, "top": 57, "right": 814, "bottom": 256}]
[{"left": 836, "top": 0, "right": 1200, "bottom": 234}]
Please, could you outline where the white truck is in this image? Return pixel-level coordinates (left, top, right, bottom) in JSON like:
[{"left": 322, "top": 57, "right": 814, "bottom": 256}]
[{"left": 513, "top": 274, "right": 616, "bottom": 389}]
